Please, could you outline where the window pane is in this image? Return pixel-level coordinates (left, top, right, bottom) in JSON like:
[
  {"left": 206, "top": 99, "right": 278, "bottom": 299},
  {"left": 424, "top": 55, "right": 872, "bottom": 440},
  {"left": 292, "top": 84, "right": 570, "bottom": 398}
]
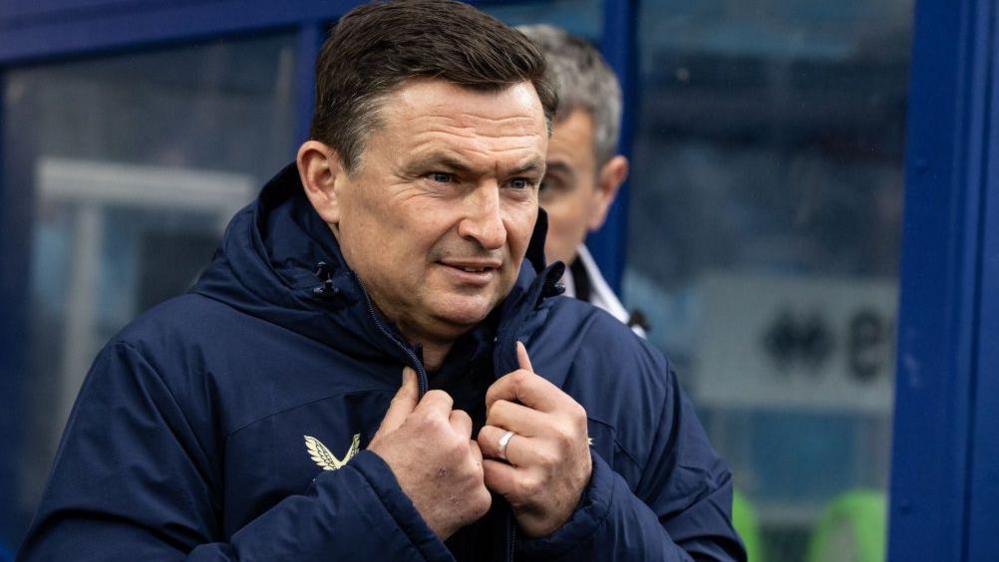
[
  {"left": 626, "top": 1, "right": 911, "bottom": 560},
  {"left": 1, "top": 33, "right": 297, "bottom": 548},
  {"left": 480, "top": 0, "right": 604, "bottom": 41}
]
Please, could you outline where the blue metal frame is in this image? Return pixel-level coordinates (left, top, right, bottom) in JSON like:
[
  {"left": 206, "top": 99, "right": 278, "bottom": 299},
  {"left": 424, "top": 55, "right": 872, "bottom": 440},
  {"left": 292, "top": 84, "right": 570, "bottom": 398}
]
[
  {"left": 0, "top": 68, "right": 40, "bottom": 546},
  {"left": 965, "top": 2, "right": 999, "bottom": 559},
  {"left": 588, "top": 0, "right": 637, "bottom": 294},
  {"left": 0, "top": 1, "right": 364, "bottom": 65},
  {"left": 0, "top": 70, "right": 18, "bottom": 548},
  {"left": 888, "top": 0, "right": 998, "bottom": 559},
  {"left": 0, "top": 0, "right": 549, "bottom": 65}
]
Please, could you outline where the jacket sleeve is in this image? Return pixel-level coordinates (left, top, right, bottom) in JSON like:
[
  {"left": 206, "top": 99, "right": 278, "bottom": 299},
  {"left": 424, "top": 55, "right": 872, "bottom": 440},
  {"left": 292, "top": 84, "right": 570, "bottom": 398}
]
[
  {"left": 516, "top": 368, "right": 746, "bottom": 562},
  {"left": 17, "top": 342, "right": 454, "bottom": 562}
]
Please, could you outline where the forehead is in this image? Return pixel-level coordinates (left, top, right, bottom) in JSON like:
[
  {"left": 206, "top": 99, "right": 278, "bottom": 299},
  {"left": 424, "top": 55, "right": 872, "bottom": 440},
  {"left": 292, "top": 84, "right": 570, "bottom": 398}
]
[
  {"left": 549, "top": 109, "right": 595, "bottom": 157},
  {"left": 375, "top": 79, "right": 548, "bottom": 168}
]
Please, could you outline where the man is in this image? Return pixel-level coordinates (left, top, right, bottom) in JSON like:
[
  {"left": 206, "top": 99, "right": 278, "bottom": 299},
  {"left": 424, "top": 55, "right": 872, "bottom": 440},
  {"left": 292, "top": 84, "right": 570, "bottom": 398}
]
[
  {"left": 19, "top": 2, "right": 743, "bottom": 561},
  {"left": 518, "top": 24, "right": 644, "bottom": 335}
]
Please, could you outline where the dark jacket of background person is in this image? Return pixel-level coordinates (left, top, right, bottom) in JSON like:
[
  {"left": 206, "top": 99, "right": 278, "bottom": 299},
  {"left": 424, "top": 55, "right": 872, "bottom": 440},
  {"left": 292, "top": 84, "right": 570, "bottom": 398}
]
[{"left": 17, "top": 165, "right": 744, "bottom": 561}]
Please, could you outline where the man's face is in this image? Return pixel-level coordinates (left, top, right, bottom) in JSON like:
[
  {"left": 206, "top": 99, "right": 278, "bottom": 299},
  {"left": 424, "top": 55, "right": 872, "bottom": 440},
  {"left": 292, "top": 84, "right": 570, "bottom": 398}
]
[
  {"left": 331, "top": 80, "right": 547, "bottom": 342},
  {"left": 540, "top": 109, "right": 623, "bottom": 267}
]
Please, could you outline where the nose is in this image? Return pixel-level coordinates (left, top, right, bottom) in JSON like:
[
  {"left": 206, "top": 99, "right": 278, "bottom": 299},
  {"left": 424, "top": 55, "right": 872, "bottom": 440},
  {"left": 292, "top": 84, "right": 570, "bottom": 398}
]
[{"left": 457, "top": 182, "right": 507, "bottom": 251}]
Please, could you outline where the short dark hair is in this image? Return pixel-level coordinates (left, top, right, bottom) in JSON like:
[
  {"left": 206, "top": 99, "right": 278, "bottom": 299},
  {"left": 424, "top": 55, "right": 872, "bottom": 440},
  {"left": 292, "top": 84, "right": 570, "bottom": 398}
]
[{"left": 310, "top": 0, "right": 558, "bottom": 173}]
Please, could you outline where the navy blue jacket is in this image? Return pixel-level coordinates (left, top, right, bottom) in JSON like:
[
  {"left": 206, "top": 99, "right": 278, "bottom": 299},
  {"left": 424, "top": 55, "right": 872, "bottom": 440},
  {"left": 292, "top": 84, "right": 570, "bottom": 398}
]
[{"left": 19, "top": 165, "right": 745, "bottom": 561}]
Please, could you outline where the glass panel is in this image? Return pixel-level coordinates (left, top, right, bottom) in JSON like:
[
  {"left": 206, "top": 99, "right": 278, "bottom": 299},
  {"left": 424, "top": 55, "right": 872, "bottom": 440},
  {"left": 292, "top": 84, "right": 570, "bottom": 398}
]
[
  {"left": 1, "top": 33, "right": 297, "bottom": 548},
  {"left": 626, "top": 1, "right": 911, "bottom": 560},
  {"left": 480, "top": 0, "right": 604, "bottom": 41}
]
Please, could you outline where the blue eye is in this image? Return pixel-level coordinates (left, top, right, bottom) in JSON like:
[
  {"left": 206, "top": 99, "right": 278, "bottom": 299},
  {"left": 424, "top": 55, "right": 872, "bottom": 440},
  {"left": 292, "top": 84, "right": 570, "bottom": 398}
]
[
  {"left": 429, "top": 172, "right": 452, "bottom": 184},
  {"left": 510, "top": 178, "right": 532, "bottom": 190}
]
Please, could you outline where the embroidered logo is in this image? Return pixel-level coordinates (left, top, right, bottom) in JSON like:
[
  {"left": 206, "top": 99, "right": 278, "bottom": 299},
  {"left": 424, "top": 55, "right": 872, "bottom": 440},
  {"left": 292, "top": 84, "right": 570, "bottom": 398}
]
[{"left": 304, "top": 433, "right": 360, "bottom": 471}]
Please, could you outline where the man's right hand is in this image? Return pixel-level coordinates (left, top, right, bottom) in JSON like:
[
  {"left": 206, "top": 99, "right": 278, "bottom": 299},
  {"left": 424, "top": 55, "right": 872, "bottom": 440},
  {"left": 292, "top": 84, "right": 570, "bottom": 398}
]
[{"left": 368, "top": 367, "right": 492, "bottom": 540}]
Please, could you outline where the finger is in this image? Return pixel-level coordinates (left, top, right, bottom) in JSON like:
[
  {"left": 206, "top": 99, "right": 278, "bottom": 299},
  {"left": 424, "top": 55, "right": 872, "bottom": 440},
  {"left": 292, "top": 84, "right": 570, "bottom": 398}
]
[
  {"left": 469, "top": 440, "right": 485, "bottom": 478},
  {"left": 516, "top": 341, "right": 534, "bottom": 372},
  {"left": 414, "top": 389, "right": 454, "bottom": 418},
  {"left": 482, "top": 458, "right": 521, "bottom": 500},
  {"left": 378, "top": 367, "right": 419, "bottom": 433},
  {"left": 478, "top": 424, "right": 532, "bottom": 467},
  {"left": 470, "top": 439, "right": 484, "bottom": 466},
  {"left": 486, "top": 399, "right": 550, "bottom": 438},
  {"left": 485, "top": 370, "right": 563, "bottom": 413},
  {"left": 449, "top": 409, "right": 473, "bottom": 439}
]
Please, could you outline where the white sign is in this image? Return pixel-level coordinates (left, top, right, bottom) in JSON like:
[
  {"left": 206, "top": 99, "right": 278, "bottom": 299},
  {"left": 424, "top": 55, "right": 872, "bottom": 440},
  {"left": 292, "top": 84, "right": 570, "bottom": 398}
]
[{"left": 694, "top": 272, "right": 896, "bottom": 414}]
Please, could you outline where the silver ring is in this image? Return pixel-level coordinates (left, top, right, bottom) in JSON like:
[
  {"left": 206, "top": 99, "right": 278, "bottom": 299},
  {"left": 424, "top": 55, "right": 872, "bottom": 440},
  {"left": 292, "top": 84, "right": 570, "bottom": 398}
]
[{"left": 497, "top": 430, "right": 515, "bottom": 460}]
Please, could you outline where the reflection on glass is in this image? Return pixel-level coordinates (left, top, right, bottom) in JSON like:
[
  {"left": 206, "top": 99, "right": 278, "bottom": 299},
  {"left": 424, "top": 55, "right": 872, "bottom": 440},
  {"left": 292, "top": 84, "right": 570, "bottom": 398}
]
[
  {"left": 34, "top": 159, "right": 255, "bottom": 431},
  {"left": 625, "top": 1, "right": 911, "bottom": 560},
  {"left": 1, "top": 33, "right": 297, "bottom": 548}
]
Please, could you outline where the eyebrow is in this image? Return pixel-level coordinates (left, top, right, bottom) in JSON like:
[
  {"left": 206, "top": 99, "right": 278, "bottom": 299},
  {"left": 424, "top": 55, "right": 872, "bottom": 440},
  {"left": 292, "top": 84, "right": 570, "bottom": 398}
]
[
  {"left": 407, "top": 155, "right": 475, "bottom": 176},
  {"left": 407, "top": 154, "right": 546, "bottom": 178},
  {"left": 543, "top": 161, "right": 575, "bottom": 179}
]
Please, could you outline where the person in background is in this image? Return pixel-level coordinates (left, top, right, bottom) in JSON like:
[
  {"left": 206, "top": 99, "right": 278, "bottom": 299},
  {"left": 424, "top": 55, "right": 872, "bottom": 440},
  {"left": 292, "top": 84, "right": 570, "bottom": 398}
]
[{"left": 518, "top": 24, "right": 646, "bottom": 336}]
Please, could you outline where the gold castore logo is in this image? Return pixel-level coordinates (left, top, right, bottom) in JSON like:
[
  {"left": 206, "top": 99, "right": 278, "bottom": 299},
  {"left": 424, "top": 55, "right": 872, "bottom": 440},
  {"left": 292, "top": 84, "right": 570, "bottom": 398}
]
[{"left": 304, "top": 433, "right": 360, "bottom": 471}]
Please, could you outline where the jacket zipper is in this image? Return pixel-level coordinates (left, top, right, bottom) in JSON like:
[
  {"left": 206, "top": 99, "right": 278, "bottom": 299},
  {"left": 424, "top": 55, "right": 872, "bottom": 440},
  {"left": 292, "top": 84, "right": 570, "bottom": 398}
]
[
  {"left": 354, "top": 275, "right": 430, "bottom": 396},
  {"left": 353, "top": 272, "right": 535, "bottom": 562},
  {"left": 507, "top": 518, "right": 516, "bottom": 562}
]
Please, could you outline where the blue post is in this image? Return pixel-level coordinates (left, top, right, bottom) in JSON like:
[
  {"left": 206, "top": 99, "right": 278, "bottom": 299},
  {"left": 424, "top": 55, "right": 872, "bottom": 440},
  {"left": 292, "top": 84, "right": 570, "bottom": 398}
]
[
  {"left": 589, "top": 0, "right": 637, "bottom": 294},
  {"left": 0, "top": 70, "right": 35, "bottom": 546},
  {"left": 964, "top": 2, "right": 999, "bottom": 559},
  {"left": 888, "top": 0, "right": 997, "bottom": 559},
  {"left": 0, "top": 68, "right": 12, "bottom": 548}
]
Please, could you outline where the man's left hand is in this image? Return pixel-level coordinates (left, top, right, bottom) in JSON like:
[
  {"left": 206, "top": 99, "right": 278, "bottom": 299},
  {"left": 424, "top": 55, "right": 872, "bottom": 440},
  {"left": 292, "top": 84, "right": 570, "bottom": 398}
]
[{"left": 477, "top": 341, "right": 592, "bottom": 538}]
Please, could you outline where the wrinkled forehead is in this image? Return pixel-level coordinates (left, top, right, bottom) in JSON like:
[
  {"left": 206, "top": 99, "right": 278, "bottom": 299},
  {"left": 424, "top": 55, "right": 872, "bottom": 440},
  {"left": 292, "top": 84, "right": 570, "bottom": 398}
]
[
  {"left": 374, "top": 79, "right": 549, "bottom": 169},
  {"left": 389, "top": 78, "right": 546, "bottom": 123}
]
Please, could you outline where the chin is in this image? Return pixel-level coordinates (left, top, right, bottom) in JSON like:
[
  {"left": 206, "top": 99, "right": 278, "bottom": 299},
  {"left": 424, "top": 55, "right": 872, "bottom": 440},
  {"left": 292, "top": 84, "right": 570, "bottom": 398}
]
[
  {"left": 441, "top": 307, "right": 493, "bottom": 328},
  {"left": 433, "top": 296, "right": 496, "bottom": 328}
]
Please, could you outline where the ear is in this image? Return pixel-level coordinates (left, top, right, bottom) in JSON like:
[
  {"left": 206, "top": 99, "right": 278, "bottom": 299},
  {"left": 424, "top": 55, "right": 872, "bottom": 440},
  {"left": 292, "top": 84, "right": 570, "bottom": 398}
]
[
  {"left": 296, "top": 140, "right": 346, "bottom": 229},
  {"left": 587, "top": 155, "right": 629, "bottom": 231}
]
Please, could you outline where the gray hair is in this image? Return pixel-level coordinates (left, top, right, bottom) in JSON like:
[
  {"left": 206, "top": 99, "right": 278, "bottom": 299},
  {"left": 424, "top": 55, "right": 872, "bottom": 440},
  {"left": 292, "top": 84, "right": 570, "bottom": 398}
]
[{"left": 517, "top": 24, "right": 622, "bottom": 166}]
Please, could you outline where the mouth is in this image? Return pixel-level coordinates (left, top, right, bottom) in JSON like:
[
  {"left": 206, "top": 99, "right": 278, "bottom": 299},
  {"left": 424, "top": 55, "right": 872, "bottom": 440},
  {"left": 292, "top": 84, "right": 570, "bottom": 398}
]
[{"left": 438, "top": 260, "right": 502, "bottom": 285}]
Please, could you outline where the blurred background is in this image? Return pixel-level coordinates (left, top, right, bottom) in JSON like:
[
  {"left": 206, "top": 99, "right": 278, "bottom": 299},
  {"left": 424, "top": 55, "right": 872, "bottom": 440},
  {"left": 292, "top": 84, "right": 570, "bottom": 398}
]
[{"left": 1, "top": 1, "right": 991, "bottom": 561}]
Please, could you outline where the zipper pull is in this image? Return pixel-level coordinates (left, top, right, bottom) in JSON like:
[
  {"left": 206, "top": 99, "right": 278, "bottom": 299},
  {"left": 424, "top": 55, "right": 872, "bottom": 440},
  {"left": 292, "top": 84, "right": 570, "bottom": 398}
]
[
  {"left": 313, "top": 261, "right": 342, "bottom": 300},
  {"left": 537, "top": 262, "right": 567, "bottom": 307}
]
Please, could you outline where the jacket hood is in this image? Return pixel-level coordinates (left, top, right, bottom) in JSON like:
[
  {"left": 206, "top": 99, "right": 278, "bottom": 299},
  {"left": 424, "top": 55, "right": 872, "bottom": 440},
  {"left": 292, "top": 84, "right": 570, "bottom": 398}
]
[{"left": 193, "top": 163, "right": 564, "bottom": 371}]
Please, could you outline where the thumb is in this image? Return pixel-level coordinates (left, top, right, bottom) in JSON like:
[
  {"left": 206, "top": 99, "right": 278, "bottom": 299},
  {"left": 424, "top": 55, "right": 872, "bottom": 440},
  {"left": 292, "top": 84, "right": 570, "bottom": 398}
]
[
  {"left": 378, "top": 367, "right": 419, "bottom": 434},
  {"left": 516, "top": 341, "right": 534, "bottom": 372}
]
